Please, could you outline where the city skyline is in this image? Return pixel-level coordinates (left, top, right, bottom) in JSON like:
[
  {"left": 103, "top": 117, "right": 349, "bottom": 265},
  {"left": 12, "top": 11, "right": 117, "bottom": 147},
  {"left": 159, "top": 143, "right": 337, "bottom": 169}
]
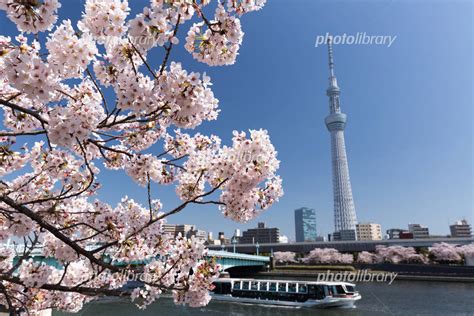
[{"left": 2, "top": 1, "right": 471, "bottom": 240}]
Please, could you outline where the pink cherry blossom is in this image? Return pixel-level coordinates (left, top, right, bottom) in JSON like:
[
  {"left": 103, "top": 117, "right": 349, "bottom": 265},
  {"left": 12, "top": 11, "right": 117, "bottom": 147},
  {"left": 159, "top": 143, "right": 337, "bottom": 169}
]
[
  {"left": 78, "top": 0, "right": 130, "bottom": 43},
  {"left": 429, "top": 243, "right": 462, "bottom": 263},
  {"left": 274, "top": 251, "right": 297, "bottom": 264},
  {"left": 0, "top": 0, "right": 61, "bottom": 33},
  {"left": 185, "top": 4, "right": 244, "bottom": 66},
  {"left": 47, "top": 19, "right": 98, "bottom": 78},
  {"left": 305, "top": 248, "right": 354, "bottom": 264},
  {"left": 0, "top": 0, "right": 276, "bottom": 313}
]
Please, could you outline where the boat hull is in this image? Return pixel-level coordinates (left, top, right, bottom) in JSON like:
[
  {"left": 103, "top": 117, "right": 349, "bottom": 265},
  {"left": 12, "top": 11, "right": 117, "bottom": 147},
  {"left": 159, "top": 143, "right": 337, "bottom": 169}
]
[{"left": 211, "top": 293, "right": 361, "bottom": 308}]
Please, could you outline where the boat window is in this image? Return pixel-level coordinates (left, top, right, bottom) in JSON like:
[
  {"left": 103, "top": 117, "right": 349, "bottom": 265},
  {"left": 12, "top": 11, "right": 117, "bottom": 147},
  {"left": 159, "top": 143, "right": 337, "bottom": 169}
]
[
  {"left": 288, "top": 283, "right": 297, "bottom": 293},
  {"left": 345, "top": 285, "right": 355, "bottom": 293},
  {"left": 297, "top": 284, "right": 307, "bottom": 293},
  {"left": 260, "top": 282, "right": 268, "bottom": 291},
  {"left": 278, "top": 283, "right": 287, "bottom": 292},
  {"left": 335, "top": 285, "right": 345, "bottom": 295},
  {"left": 251, "top": 281, "right": 258, "bottom": 290},
  {"left": 269, "top": 282, "right": 277, "bottom": 291},
  {"left": 233, "top": 282, "right": 241, "bottom": 290},
  {"left": 222, "top": 282, "right": 232, "bottom": 294},
  {"left": 316, "top": 285, "right": 326, "bottom": 299},
  {"left": 212, "top": 282, "right": 221, "bottom": 294},
  {"left": 325, "top": 285, "right": 331, "bottom": 296},
  {"left": 242, "top": 281, "right": 250, "bottom": 290}
]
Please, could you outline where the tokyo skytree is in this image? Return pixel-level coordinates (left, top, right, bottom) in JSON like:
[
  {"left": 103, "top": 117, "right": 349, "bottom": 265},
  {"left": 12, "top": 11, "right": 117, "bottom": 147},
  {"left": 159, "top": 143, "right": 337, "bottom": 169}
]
[{"left": 324, "top": 38, "right": 358, "bottom": 232}]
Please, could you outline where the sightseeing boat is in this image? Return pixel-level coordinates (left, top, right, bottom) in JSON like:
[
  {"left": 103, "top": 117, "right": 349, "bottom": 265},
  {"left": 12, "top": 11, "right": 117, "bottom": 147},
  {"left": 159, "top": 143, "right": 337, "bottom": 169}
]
[{"left": 211, "top": 278, "right": 361, "bottom": 308}]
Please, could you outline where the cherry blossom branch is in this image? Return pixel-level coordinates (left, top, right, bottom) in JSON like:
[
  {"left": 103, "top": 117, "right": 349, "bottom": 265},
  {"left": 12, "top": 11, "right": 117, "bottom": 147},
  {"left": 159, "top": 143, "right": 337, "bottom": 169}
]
[
  {"left": 88, "top": 139, "right": 133, "bottom": 157},
  {"left": 91, "top": 178, "right": 228, "bottom": 254},
  {"left": 0, "top": 274, "right": 129, "bottom": 297},
  {"left": 0, "top": 283, "right": 15, "bottom": 316},
  {"left": 0, "top": 99, "right": 47, "bottom": 124},
  {"left": 0, "top": 195, "right": 120, "bottom": 272},
  {"left": 86, "top": 67, "right": 108, "bottom": 115},
  {"left": 196, "top": 6, "right": 222, "bottom": 34},
  {"left": 0, "top": 130, "right": 46, "bottom": 137},
  {"left": 7, "top": 233, "right": 39, "bottom": 276},
  {"left": 147, "top": 173, "right": 153, "bottom": 221},
  {"left": 159, "top": 15, "right": 181, "bottom": 75},
  {"left": 21, "top": 140, "right": 96, "bottom": 205},
  {"left": 128, "top": 37, "right": 158, "bottom": 80},
  {"left": 55, "top": 89, "right": 77, "bottom": 101}
]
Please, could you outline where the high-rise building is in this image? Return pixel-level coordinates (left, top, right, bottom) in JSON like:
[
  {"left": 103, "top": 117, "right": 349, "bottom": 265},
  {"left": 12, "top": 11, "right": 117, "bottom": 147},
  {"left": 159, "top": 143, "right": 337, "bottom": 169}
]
[
  {"left": 294, "top": 207, "right": 317, "bottom": 242},
  {"left": 408, "top": 224, "right": 429, "bottom": 239},
  {"left": 450, "top": 220, "right": 472, "bottom": 237},
  {"left": 240, "top": 222, "right": 280, "bottom": 244},
  {"left": 356, "top": 223, "right": 382, "bottom": 241},
  {"left": 324, "top": 37, "right": 358, "bottom": 234}
]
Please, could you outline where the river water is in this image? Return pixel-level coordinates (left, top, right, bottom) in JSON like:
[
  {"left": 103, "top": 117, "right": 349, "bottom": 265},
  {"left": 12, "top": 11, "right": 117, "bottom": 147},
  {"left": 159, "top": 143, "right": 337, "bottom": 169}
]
[{"left": 55, "top": 281, "right": 474, "bottom": 316}]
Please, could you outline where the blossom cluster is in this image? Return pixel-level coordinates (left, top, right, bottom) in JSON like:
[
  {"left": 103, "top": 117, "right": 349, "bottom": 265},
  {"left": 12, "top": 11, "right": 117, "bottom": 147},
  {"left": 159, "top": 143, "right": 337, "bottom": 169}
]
[
  {"left": 273, "top": 251, "right": 297, "bottom": 264},
  {"left": 47, "top": 19, "right": 98, "bottom": 78},
  {"left": 185, "top": 5, "right": 243, "bottom": 66},
  {"left": 429, "top": 242, "right": 474, "bottom": 263},
  {"left": 354, "top": 244, "right": 474, "bottom": 265},
  {"left": 78, "top": 0, "right": 130, "bottom": 43},
  {"left": 375, "top": 245, "right": 428, "bottom": 264},
  {"left": 157, "top": 62, "right": 220, "bottom": 128},
  {"left": 213, "top": 130, "right": 283, "bottom": 222},
  {"left": 47, "top": 80, "right": 105, "bottom": 147},
  {"left": 0, "top": 0, "right": 61, "bottom": 33},
  {"left": 226, "top": 0, "right": 266, "bottom": 15},
  {"left": 2, "top": 35, "right": 59, "bottom": 102},
  {"left": 303, "top": 248, "right": 354, "bottom": 264}
]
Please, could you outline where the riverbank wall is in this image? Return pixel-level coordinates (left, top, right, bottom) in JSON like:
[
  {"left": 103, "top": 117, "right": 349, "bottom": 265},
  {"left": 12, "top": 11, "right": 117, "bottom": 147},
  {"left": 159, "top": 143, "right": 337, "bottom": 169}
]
[{"left": 229, "top": 263, "right": 474, "bottom": 283}]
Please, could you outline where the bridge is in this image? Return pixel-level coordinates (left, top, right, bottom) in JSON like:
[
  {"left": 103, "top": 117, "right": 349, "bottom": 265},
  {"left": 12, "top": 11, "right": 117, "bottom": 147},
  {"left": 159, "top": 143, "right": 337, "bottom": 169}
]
[
  {"left": 208, "top": 237, "right": 474, "bottom": 254},
  {"left": 6, "top": 245, "right": 270, "bottom": 271},
  {"left": 206, "top": 250, "right": 270, "bottom": 270}
]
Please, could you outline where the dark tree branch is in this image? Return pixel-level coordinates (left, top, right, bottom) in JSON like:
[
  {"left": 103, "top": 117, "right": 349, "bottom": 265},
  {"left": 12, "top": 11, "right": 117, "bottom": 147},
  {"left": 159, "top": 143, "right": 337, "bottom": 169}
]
[
  {"left": 0, "top": 130, "right": 46, "bottom": 137},
  {"left": 0, "top": 99, "right": 47, "bottom": 125},
  {"left": 159, "top": 15, "right": 181, "bottom": 75}
]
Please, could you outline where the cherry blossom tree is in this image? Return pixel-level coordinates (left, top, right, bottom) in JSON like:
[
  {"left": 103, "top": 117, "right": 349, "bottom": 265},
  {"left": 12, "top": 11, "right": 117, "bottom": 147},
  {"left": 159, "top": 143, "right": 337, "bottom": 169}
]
[
  {"left": 0, "top": 0, "right": 281, "bottom": 314},
  {"left": 375, "top": 245, "right": 428, "bottom": 264},
  {"left": 457, "top": 243, "right": 474, "bottom": 266},
  {"left": 356, "top": 251, "right": 377, "bottom": 264},
  {"left": 304, "top": 248, "right": 354, "bottom": 265},
  {"left": 457, "top": 243, "right": 474, "bottom": 257},
  {"left": 273, "top": 251, "right": 296, "bottom": 265},
  {"left": 429, "top": 243, "right": 462, "bottom": 264}
]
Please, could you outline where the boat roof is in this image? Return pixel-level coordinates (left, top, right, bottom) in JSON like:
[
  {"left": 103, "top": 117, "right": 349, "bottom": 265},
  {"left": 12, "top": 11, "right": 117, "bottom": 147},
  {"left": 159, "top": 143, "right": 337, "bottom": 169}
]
[{"left": 216, "top": 278, "right": 356, "bottom": 287}]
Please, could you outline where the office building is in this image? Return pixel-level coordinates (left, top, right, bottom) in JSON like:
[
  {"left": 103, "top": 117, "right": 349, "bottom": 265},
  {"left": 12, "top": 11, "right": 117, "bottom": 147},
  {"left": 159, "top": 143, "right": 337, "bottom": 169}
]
[
  {"left": 408, "top": 224, "right": 429, "bottom": 239},
  {"left": 450, "top": 220, "right": 472, "bottom": 237},
  {"left": 356, "top": 223, "right": 382, "bottom": 241},
  {"left": 294, "top": 207, "right": 317, "bottom": 242},
  {"left": 240, "top": 222, "right": 280, "bottom": 244}
]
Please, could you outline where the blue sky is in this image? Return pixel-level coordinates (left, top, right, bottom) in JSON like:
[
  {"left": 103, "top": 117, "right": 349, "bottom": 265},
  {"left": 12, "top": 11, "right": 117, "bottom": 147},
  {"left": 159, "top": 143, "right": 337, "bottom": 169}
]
[{"left": 1, "top": 0, "right": 473, "bottom": 240}]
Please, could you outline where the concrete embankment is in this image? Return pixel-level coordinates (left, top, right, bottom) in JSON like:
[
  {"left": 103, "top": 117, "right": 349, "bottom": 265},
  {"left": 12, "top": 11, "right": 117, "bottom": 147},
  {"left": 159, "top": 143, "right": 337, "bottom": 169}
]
[{"left": 231, "top": 264, "right": 474, "bottom": 283}]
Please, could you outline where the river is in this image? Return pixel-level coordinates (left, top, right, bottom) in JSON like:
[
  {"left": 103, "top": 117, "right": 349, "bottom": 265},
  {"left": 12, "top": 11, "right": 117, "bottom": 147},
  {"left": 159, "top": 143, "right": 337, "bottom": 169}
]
[{"left": 55, "top": 281, "right": 474, "bottom": 315}]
